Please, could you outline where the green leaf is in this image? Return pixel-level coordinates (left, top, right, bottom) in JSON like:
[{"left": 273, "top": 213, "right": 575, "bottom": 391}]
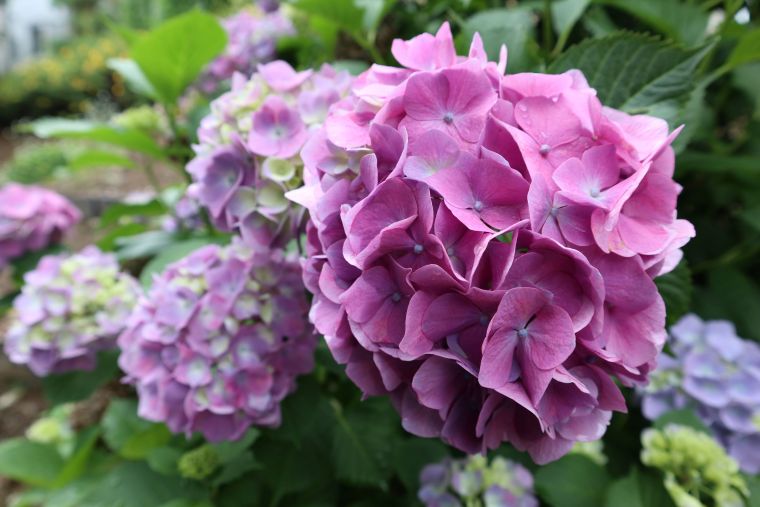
[
  {"left": 594, "top": 0, "right": 708, "bottom": 46},
  {"left": 53, "top": 427, "right": 101, "bottom": 487},
  {"left": 331, "top": 398, "right": 398, "bottom": 488},
  {"left": 289, "top": 0, "right": 365, "bottom": 41},
  {"left": 534, "top": 454, "right": 610, "bottom": 507},
  {"left": 653, "top": 409, "right": 711, "bottom": 434},
  {"left": 107, "top": 58, "right": 159, "bottom": 99},
  {"left": 26, "top": 119, "right": 166, "bottom": 159},
  {"left": 85, "top": 461, "right": 206, "bottom": 507},
  {"left": 551, "top": 0, "right": 591, "bottom": 51},
  {"left": 678, "top": 151, "right": 760, "bottom": 177},
  {"left": 605, "top": 467, "right": 676, "bottom": 507},
  {"left": 550, "top": 33, "right": 712, "bottom": 129},
  {"left": 392, "top": 439, "right": 449, "bottom": 493},
  {"left": 102, "top": 399, "right": 172, "bottom": 460},
  {"left": 97, "top": 222, "right": 149, "bottom": 252},
  {"left": 67, "top": 149, "right": 136, "bottom": 171},
  {"left": 696, "top": 268, "right": 760, "bottom": 342},
  {"left": 211, "top": 428, "right": 260, "bottom": 463},
  {"left": 41, "top": 350, "right": 120, "bottom": 405},
  {"left": 331, "top": 59, "right": 370, "bottom": 75},
  {"left": 114, "top": 230, "right": 178, "bottom": 261},
  {"left": 212, "top": 453, "right": 259, "bottom": 487},
  {"left": 746, "top": 474, "right": 760, "bottom": 507},
  {"left": 727, "top": 28, "right": 760, "bottom": 71},
  {"left": 139, "top": 238, "right": 217, "bottom": 289},
  {"left": 256, "top": 437, "right": 328, "bottom": 506},
  {"left": 147, "top": 447, "right": 183, "bottom": 476},
  {"left": 0, "top": 439, "right": 64, "bottom": 487},
  {"left": 457, "top": 8, "right": 539, "bottom": 72},
  {"left": 131, "top": 9, "right": 227, "bottom": 104},
  {"left": 101, "top": 200, "right": 168, "bottom": 228},
  {"left": 655, "top": 260, "right": 692, "bottom": 326}
]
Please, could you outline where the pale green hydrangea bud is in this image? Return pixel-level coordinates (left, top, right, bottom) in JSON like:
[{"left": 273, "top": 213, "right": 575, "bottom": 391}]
[
  {"left": 178, "top": 445, "right": 220, "bottom": 480},
  {"left": 641, "top": 425, "right": 748, "bottom": 507},
  {"left": 570, "top": 440, "right": 607, "bottom": 466}
]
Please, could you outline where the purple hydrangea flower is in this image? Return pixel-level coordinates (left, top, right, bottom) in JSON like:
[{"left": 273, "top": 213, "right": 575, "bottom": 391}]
[
  {"left": 197, "top": 8, "right": 294, "bottom": 93},
  {"left": 0, "top": 183, "right": 80, "bottom": 269},
  {"left": 4, "top": 246, "right": 140, "bottom": 376},
  {"left": 419, "top": 455, "right": 538, "bottom": 507},
  {"left": 117, "top": 240, "right": 316, "bottom": 442},
  {"left": 188, "top": 61, "right": 352, "bottom": 250},
  {"left": 641, "top": 314, "right": 760, "bottom": 474},
  {"left": 287, "top": 23, "right": 692, "bottom": 463}
]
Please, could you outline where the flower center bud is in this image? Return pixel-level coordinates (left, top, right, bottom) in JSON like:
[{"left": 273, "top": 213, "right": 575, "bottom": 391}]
[
  {"left": 539, "top": 144, "right": 551, "bottom": 155},
  {"left": 391, "top": 292, "right": 402, "bottom": 303},
  {"left": 442, "top": 112, "right": 455, "bottom": 124},
  {"left": 517, "top": 327, "right": 529, "bottom": 339},
  {"left": 479, "top": 314, "right": 490, "bottom": 326},
  {"left": 473, "top": 200, "right": 484, "bottom": 212},
  {"left": 413, "top": 243, "right": 424, "bottom": 254}
]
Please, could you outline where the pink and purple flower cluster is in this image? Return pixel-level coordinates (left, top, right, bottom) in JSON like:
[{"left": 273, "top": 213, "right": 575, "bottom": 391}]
[
  {"left": 188, "top": 60, "right": 352, "bottom": 249},
  {"left": 0, "top": 183, "right": 80, "bottom": 269},
  {"left": 4, "top": 246, "right": 140, "bottom": 376},
  {"left": 117, "top": 240, "right": 315, "bottom": 442},
  {"left": 197, "top": 8, "right": 294, "bottom": 93},
  {"left": 288, "top": 24, "right": 694, "bottom": 463},
  {"left": 419, "top": 454, "right": 538, "bottom": 507},
  {"left": 641, "top": 314, "right": 760, "bottom": 474}
]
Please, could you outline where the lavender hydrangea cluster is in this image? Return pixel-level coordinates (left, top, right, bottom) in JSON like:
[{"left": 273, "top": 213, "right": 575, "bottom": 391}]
[
  {"left": 640, "top": 314, "right": 760, "bottom": 474},
  {"left": 288, "top": 24, "right": 693, "bottom": 463},
  {"left": 419, "top": 455, "right": 538, "bottom": 507},
  {"left": 4, "top": 246, "right": 140, "bottom": 376},
  {"left": 188, "top": 60, "right": 352, "bottom": 249},
  {"left": 0, "top": 183, "right": 80, "bottom": 269},
  {"left": 117, "top": 240, "right": 315, "bottom": 442},
  {"left": 197, "top": 8, "right": 294, "bottom": 93}
]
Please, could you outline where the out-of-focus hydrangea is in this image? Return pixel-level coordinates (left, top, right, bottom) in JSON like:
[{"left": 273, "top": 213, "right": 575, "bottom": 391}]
[
  {"left": 640, "top": 313, "right": 760, "bottom": 474},
  {"left": 0, "top": 183, "right": 80, "bottom": 269},
  {"left": 197, "top": 8, "right": 294, "bottom": 93},
  {"left": 161, "top": 195, "right": 204, "bottom": 234},
  {"left": 188, "top": 60, "right": 352, "bottom": 249},
  {"left": 4, "top": 246, "right": 140, "bottom": 376},
  {"left": 641, "top": 425, "right": 748, "bottom": 507},
  {"left": 288, "top": 23, "right": 692, "bottom": 463},
  {"left": 118, "top": 240, "right": 315, "bottom": 442},
  {"left": 419, "top": 455, "right": 538, "bottom": 507}
]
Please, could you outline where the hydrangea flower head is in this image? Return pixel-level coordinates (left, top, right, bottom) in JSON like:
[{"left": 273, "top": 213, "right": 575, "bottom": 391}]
[
  {"left": 641, "top": 425, "right": 748, "bottom": 507},
  {"left": 188, "top": 61, "right": 352, "bottom": 249},
  {"left": 640, "top": 314, "right": 760, "bottom": 473},
  {"left": 118, "top": 240, "right": 315, "bottom": 442},
  {"left": 4, "top": 246, "right": 140, "bottom": 376},
  {"left": 419, "top": 454, "right": 538, "bottom": 507},
  {"left": 0, "top": 183, "right": 80, "bottom": 269},
  {"left": 289, "top": 23, "right": 692, "bottom": 463},
  {"left": 197, "top": 8, "right": 294, "bottom": 93}
]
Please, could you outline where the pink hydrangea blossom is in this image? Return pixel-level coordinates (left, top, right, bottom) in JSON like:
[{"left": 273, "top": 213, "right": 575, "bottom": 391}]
[
  {"left": 118, "top": 240, "right": 315, "bottom": 442},
  {"left": 0, "top": 183, "right": 80, "bottom": 269},
  {"left": 288, "top": 23, "right": 692, "bottom": 463},
  {"left": 188, "top": 61, "right": 352, "bottom": 250}
]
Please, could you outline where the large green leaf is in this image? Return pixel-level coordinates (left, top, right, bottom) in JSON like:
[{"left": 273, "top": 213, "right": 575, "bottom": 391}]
[
  {"left": 605, "top": 467, "right": 676, "bottom": 507},
  {"left": 655, "top": 260, "right": 692, "bottom": 326},
  {"left": 131, "top": 10, "right": 227, "bottom": 104},
  {"left": 102, "top": 399, "right": 172, "bottom": 460},
  {"left": 0, "top": 439, "right": 64, "bottom": 487},
  {"left": 27, "top": 119, "right": 166, "bottom": 159},
  {"left": 653, "top": 409, "right": 711, "bottom": 434},
  {"left": 107, "top": 58, "right": 159, "bottom": 99},
  {"left": 534, "top": 454, "right": 611, "bottom": 507},
  {"left": 331, "top": 398, "right": 398, "bottom": 488},
  {"left": 41, "top": 350, "right": 121, "bottom": 405},
  {"left": 67, "top": 150, "right": 136, "bottom": 171},
  {"left": 695, "top": 267, "right": 760, "bottom": 341},
  {"left": 550, "top": 33, "right": 712, "bottom": 128},
  {"left": 551, "top": 0, "right": 591, "bottom": 52},
  {"left": 457, "top": 8, "right": 539, "bottom": 72},
  {"left": 727, "top": 28, "right": 760, "bottom": 71},
  {"left": 594, "top": 0, "right": 708, "bottom": 46}
]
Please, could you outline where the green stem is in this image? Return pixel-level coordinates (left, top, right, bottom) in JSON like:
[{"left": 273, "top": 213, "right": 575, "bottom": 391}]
[{"left": 143, "top": 159, "right": 162, "bottom": 194}]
